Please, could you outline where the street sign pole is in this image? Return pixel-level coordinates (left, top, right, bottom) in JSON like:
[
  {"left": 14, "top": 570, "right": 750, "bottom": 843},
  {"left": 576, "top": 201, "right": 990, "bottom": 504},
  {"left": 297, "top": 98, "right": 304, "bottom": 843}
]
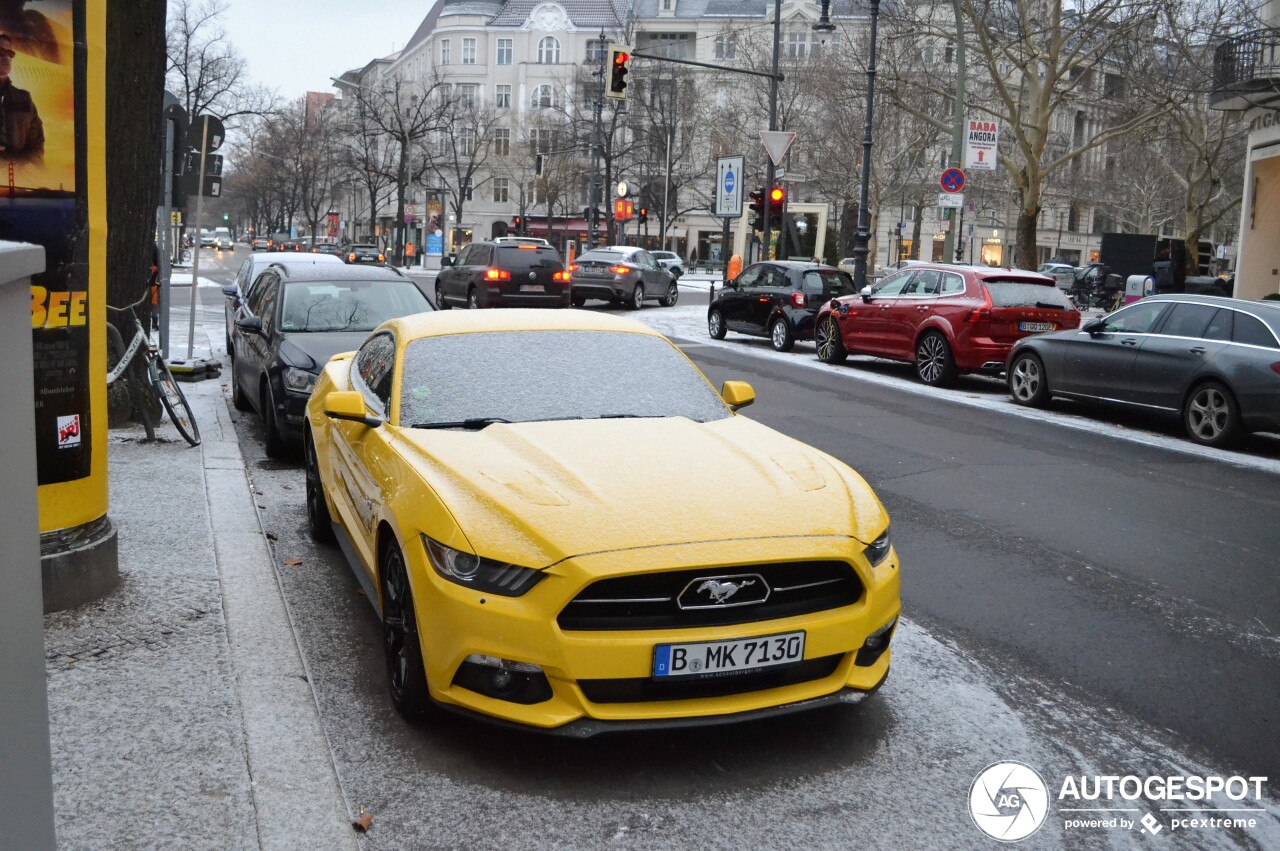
[
  {"left": 186, "top": 119, "right": 209, "bottom": 361},
  {"left": 158, "top": 116, "right": 174, "bottom": 359}
]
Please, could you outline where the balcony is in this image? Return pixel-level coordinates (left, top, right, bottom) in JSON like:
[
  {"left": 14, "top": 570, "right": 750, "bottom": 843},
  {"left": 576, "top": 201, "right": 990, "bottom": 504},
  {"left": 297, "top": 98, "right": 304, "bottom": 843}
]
[{"left": 1212, "top": 28, "right": 1280, "bottom": 111}]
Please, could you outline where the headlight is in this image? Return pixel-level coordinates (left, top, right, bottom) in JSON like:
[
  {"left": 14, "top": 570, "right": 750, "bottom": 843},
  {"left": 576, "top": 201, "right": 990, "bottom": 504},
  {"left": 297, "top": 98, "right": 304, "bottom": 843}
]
[
  {"left": 282, "top": 367, "right": 318, "bottom": 395},
  {"left": 422, "top": 536, "right": 545, "bottom": 597},
  {"left": 863, "top": 526, "right": 892, "bottom": 567}
]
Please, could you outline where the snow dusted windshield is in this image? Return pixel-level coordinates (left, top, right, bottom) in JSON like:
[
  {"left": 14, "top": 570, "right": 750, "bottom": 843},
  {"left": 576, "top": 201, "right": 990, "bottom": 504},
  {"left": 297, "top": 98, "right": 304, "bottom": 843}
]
[{"left": 398, "top": 330, "right": 732, "bottom": 427}]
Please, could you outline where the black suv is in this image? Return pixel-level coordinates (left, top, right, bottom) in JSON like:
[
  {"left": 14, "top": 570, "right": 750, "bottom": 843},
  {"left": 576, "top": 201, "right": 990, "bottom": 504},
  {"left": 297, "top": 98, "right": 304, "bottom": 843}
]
[
  {"left": 708, "top": 261, "right": 855, "bottom": 352},
  {"left": 435, "top": 241, "right": 569, "bottom": 309}
]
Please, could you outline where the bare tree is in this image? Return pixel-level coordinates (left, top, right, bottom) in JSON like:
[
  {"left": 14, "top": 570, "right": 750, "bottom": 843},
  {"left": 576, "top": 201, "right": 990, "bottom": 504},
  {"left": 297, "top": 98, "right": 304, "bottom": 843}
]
[
  {"left": 430, "top": 88, "right": 503, "bottom": 242},
  {"left": 165, "top": 0, "right": 271, "bottom": 124}
]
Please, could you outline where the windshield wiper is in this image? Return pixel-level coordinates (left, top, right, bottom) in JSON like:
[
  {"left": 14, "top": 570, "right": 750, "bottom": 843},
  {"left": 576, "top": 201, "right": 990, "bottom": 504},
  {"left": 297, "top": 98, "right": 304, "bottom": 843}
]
[
  {"left": 597, "top": 413, "right": 664, "bottom": 419},
  {"left": 410, "top": 417, "right": 512, "bottom": 430}
]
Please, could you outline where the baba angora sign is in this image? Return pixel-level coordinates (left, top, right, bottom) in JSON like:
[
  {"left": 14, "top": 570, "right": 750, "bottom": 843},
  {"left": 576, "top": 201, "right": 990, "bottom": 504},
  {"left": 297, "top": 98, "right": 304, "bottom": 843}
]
[{"left": 964, "top": 118, "right": 999, "bottom": 172}]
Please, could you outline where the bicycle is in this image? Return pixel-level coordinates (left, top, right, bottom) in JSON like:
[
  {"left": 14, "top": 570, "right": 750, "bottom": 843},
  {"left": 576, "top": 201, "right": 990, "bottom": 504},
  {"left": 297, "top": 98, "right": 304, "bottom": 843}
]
[{"left": 106, "top": 291, "right": 201, "bottom": 446}]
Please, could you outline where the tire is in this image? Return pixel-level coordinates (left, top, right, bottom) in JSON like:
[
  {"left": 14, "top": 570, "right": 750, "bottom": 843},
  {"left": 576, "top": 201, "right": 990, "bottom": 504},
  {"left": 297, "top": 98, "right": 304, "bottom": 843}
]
[
  {"left": 1008, "top": 351, "right": 1051, "bottom": 408},
  {"left": 1183, "top": 380, "right": 1243, "bottom": 448},
  {"left": 381, "top": 537, "right": 434, "bottom": 723},
  {"left": 816, "top": 315, "right": 848, "bottom": 364},
  {"left": 627, "top": 283, "right": 644, "bottom": 311},
  {"left": 571, "top": 293, "right": 586, "bottom": 308},
  {"left": 435, "top": 284, "right": 449, "bottom": 310},
  {"left": 708, "top": 309, "right": 727, "bottom": 340},
  {"left": 149, "top": 355, "right": 201, "bottom": 446},
  {"left": 915, "top": 331, "right": 957, "bottom": 387},
  {"left": 659, "top": 281, "right": 679, "bottom": 307},
  {"left": 304, "top": 431, "right": 335, "bottom": 544},
  {"left": 231, "top": 367, "right": 253, "bottom": 411},
  {"left": 769, "top": 316, "right": 795, "bottom": 352},
  {"left": 467, "top": 287, "right": 479, "bottom": 309},
  {"left": 261, "top": 380, "right": 287, "bottom": 458}
]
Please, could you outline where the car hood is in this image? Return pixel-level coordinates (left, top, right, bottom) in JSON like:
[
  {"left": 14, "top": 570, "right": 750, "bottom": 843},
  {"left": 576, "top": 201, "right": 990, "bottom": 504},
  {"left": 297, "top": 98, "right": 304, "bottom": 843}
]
[
  {"left": 395, "top": 415, "right": 885, "bottom": 568},
  {"left": 278, "top": 333, "right": 365, "bottom": 372}
]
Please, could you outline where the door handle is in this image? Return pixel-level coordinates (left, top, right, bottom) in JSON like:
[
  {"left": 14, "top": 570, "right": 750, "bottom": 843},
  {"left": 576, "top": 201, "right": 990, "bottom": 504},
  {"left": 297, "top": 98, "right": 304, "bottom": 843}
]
[
  {"left": 916, "top": 305, "right": 929, "bottom": 312},
  {"left": 1189, "top": 347, "right": 1206, "bottom": 355},
  {"left": 1121, "top": 338, "right": 1138, "bottom": 346}
]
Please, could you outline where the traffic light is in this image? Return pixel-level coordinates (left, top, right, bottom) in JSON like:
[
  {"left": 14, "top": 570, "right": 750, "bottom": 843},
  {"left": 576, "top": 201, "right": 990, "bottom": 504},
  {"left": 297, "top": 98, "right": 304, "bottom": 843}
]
[
  {"left": 606, "top": 45, "right": 631, "bottom": 101},
  {"left": 638, "top": 207, "right": 648, "bottom": 225},
  {"left": 513, "top": 215, "right": 523, "bottom": 235},
  {"left": 748, "top": 188, "right": 765, "bottom": 231},
  {"left": 222, "top": 213, "right": 229, "bottom": 221}
]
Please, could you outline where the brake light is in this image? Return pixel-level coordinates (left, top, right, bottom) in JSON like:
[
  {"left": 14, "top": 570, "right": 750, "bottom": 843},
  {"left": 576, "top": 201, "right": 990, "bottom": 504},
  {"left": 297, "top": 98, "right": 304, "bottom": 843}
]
[
  {"left": 553, "top": 271, "right": 571, "bottom": 282},
  {"left": 609, "top": 265, "right": 632, "bottom": 274},
  {"left": 377, "top": 254, "right": 385, "bottom": 262},
  {"left": 485, "top": 268, "right": 512, "bottom": 281},
  {"left": 791, "top": 292, "right": 806, "bottom": 308},
  {"left": 967, "top": 286, "right": 994, "bottom": 322},
  {"left": 1271, "top": 362, "right": 1280, "bottom": 375},
  {"left": 568, "top": 264, "right": 578, "bottom": 272},
  {"left": 517, "top": 244, "right": 537, "bottom": 250}
]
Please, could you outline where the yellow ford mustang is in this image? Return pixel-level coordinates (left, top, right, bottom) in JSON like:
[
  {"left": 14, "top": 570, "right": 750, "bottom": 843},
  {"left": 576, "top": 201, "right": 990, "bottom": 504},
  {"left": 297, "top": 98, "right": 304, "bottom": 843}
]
[{"left": 303, "top": 309, "right": 900, "bottom": 734}]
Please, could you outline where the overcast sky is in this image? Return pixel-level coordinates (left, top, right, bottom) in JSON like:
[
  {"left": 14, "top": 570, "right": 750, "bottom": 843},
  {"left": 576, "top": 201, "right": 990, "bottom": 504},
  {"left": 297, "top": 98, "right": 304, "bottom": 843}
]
[{"left": 218, "top": 0, "right": 436, "bottom": 100}]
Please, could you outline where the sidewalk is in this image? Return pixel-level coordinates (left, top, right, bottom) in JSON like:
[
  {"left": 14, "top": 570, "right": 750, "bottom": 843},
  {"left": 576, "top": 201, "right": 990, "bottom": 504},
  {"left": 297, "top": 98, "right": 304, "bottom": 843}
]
[{"left": 42, "top": 327, "right": 358, "bottom": 850}]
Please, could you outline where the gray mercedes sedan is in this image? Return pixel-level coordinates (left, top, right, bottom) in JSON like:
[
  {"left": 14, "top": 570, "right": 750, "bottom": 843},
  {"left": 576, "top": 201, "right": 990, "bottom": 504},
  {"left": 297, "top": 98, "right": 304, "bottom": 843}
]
[{"left": 1006, "top": 295, "right": 1280, "bottom": 448}]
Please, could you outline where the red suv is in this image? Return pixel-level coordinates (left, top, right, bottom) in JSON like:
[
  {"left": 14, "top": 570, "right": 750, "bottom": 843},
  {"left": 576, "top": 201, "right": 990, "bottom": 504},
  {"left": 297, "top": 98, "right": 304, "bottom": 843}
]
[{"left": 815, "top": 264, "right": 1080, "bottom": 386}]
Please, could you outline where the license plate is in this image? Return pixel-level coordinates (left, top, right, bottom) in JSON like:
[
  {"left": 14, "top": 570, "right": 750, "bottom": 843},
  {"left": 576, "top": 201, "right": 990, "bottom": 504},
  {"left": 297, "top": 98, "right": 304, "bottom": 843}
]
[
  {"left": 1019, "top": 321, "right": 1055, "bottom": 333},
  {"left": 653, "top": 630, "right": 805, "bottom": 678},
  {"left": 520, "top": 284, "right": 546, "bottom": 293}
]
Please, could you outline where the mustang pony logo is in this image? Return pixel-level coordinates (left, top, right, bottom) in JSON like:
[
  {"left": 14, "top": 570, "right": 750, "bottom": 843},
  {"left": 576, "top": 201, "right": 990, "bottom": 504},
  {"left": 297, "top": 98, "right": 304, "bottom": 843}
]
[{"left": 697, "top": 578, "right": 755, "bottom": 604}]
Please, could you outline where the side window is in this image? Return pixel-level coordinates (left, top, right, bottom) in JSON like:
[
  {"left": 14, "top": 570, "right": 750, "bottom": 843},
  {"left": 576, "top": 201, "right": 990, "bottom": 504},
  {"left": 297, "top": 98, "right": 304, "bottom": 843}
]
[
  {"left": 801, "top": 271, "right": 826, "bottom": 297},
  {"left": 911, "top": 270, "right": 943, "bottom": 295},
  {"left": 1100, "top": 301, "right": 1168, "bottom": 334},
  {"left": 940, "top": 272, "right": 966, "bottom": 294},
  {"left": 351, "top": 332, "right": 397, "bottom": 415},
  {"left": 470, "top": 245, "right": 492, "bottom": 266},
  {"left": 455, "top": 245, "right": 474, "bottom": 267},
  {"left": 245, "top": 271, "right": 276, "bottom": 316},
  {"left": 636, "top": 250, "right": 657, "bottom": 269},
  {"left": 235, "top": 259, "right": 252, "bottom": 291},
  {"left": 1233, "top": 312, "right": 1280, "bottom": 348},
  {"left": 1202, "top": 309, "right": 1233, "bottom": 342},
  {"left": 1154, "top": 303, "right": 1216, "bottom": 339},
  {"left": 736, "top": 265, "right": 763, "bottom": 288},
  {"left": 873, "top": 271, "right": 910, "bottom": 296},
  {"left": 256, "top": 279, "right": 281, "bottom": 335}
]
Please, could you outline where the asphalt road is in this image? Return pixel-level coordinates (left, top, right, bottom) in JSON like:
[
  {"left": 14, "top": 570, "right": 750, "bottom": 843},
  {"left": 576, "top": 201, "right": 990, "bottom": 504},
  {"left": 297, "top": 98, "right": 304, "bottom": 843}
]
[{"left": 175, "top": 249, "right": 1280, "bottom": 848}]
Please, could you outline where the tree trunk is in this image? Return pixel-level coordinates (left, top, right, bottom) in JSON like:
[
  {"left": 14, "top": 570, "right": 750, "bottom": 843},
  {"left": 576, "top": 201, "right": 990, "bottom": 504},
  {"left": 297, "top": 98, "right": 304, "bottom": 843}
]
[
  {"left": 1014, "top": 205, "right": 1040, "bottom": 271},
  {"left": 106, "top": 1, "right": 168, "bottom": 320}
]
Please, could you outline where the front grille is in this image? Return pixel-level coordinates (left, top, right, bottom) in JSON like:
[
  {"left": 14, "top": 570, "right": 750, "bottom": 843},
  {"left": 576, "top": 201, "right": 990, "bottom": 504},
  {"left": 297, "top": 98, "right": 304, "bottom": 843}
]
[
  {"left": 578, "top": 654, "right": 842, "bottom": 703},
  {"left": 557, "top": 561, "right": 862, "bottom": 631}
]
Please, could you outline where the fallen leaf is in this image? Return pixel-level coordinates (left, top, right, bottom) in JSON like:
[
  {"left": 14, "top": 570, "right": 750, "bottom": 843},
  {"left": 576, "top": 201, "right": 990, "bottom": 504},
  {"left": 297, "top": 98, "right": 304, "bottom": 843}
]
[
  {"left": 282, "top": 558, "right": 303, "bottom": 566},
  {"left": 265, "top": 532, "right": 278, "bottom": 542},
  {"left": 352, "top": 808, "right": 373, "bottom": 833},
  {"left": 257, "top": 504, "right": 266, "bottom": 509}
]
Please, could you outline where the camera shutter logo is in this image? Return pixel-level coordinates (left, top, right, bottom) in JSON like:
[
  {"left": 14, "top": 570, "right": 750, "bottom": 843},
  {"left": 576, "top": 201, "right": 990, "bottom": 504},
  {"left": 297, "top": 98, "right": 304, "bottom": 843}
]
[{"left": 969, "top": 762, "right": 1049, "bottom": 842}]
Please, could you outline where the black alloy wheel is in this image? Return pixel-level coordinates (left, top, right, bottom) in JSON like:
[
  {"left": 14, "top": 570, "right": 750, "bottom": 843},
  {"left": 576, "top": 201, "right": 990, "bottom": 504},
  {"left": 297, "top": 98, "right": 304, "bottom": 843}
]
[
  {"left": 231, "top": 368, "right": 253, "bottom": 411},
  {"left": 467, "top": 287, "right": 480, "bottom": 309},
  {"left": 1183, "top": 380, "right": 1242, "bottom": 449},
  {"left": 571, "top": 293, "right": 586, "bottom": 308},
  {"left": 435, "top": 283, "right": 450, "bottom": 310},
  {"left": 304, "top": 432, "right": 335, "bottom": 543},
  {"left": 708, "top": 309, "right": 727, "bottom": 340},
  {"left": 769, "top": 316, "right": 795, "bottom": 352},
  {"left": 1008, "top": 351, "right": 1051, "bottom": 408},
  {"left": 381, "top": 538, "right": 433, "bottom": 722},
  {"left": 816, "top": 315, "right": 848, "bottom": 364},
  {"left": 915, "top": 331, "right": 957, "bottom": 387},
  {"left": 261, "top": 380, "right": 287, "bottom": 458}
]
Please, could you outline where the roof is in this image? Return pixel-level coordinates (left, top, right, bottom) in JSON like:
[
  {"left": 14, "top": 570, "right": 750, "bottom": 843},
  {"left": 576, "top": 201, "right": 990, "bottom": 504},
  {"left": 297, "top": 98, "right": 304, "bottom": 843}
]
[
  {"left": 490, "top": 0, "right": 627, "bottom": 27},
  {"left": 1145, "top": 294, "right": 1280, "bottom": 315},
  {"left": 631, "top": 0, "right": 865, "bottom": 18},
  {"left": 277, "top": 265, "right": 409, "bottom": 283},
  {"left": 387, "top": 307, "right": 660, "bottom": 338}
]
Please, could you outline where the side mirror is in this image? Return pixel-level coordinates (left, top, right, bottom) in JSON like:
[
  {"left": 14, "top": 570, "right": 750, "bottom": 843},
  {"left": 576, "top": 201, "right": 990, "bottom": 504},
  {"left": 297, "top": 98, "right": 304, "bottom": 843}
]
[
  {"left": 860, "top": 285, "right": 874, "bottom": 303},
  {"left": 725, "top": 278, "right": 738, "bottom": 289},
  {"left": 221, "top": 285, "right": 239, "bottom": 298},
  {"left": 721, "top": 380, "right": 756, "bottom": 411},
  {"left": 322, "top": 390, "right": 383, "bottom": 427},
  {"left": 1082, "top": 318, "right": 1105, "bottom": 335},
  {"left": 235, "top": 315, "right": 264, "bottom": 335},
  {"left": 440, "top": 255, "right": 454, "bottom": 267}
]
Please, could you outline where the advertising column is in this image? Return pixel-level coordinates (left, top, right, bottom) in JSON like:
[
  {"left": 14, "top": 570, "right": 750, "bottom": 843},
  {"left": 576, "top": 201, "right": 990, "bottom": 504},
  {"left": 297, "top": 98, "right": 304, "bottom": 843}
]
[{"left": 0, "top": 0, "right": 115, "bottom": 609}]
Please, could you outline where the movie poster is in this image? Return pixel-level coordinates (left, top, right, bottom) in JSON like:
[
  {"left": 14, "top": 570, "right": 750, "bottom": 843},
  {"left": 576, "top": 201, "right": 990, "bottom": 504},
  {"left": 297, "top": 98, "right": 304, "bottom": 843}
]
[{"left": 0, "top": 0, "right": 87, "bottom": 486}]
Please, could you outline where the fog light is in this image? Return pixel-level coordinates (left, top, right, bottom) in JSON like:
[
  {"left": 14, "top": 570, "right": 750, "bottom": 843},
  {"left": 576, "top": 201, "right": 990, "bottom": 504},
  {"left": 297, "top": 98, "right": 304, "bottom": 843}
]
[
  {"left": 855, "top": 617, "right": 897, "bottom": 667},
  {"left": 453, "top": 655, "right": 552, "bottom": 704},
  {"left": 491, "top": 668, "right": 514, "bottom": 690}
]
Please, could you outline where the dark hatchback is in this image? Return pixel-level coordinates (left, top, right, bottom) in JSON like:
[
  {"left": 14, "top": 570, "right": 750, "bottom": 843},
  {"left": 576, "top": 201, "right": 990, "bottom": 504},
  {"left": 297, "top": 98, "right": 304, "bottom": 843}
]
[
  {"left": 1007, "top": 295, "right": 1280, "bottom": 448},
  {"left": 228, "top": 264, "right": 432, "bottom": 456},
  {"left": 708, "top": 261, "right": 856, "bottom": 351},
  {"left": 435, "top": 241, "right": 570, "bottom": 309},
  {"left": 345, "top": 243, "right": 385, "bottom": 264}
]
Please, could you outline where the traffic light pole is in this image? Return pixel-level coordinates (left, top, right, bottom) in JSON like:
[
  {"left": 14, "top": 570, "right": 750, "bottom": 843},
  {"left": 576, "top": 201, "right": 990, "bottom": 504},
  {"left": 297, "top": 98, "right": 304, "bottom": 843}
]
[
  {"left": 186, "top": 118, "right": 209, "bottom": 361},
  {"left": 763, "top": 0, "right": 782, "bottom": 261}
]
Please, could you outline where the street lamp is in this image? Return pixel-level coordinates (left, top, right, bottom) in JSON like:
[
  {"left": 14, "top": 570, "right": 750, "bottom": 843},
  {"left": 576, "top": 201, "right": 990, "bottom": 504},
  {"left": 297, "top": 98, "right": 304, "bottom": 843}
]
[{"left": 849, "top": 0, "right": 882, "bottom": 290}]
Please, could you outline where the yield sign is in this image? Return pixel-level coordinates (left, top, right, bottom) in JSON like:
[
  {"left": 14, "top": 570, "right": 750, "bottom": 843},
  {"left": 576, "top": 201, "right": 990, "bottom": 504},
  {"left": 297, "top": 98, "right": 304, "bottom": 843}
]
[{"left": 760, "top": 130, "right": 797, "bottom": 166}]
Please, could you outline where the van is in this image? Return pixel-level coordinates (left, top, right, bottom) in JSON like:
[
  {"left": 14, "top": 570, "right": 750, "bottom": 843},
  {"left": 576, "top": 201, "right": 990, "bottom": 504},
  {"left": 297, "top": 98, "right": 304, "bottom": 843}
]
[{"left": 213, "top": 227, "right": 233, "bottom": 250}]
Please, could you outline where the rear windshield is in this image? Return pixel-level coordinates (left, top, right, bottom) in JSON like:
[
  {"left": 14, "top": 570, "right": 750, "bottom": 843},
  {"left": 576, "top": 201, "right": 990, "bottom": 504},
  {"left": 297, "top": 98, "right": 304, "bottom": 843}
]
[
  {"left": 577, "top": 250, "right": 625, "bottom": 263},
  {"left": 801, "top": 269, "right": 856, "bottom": 297},
  {"left": 984, "top": 280, "right": 1074, "bottom": 309},
  {"left": 495, "top": 246, "right": 562, "bottom": 265}
]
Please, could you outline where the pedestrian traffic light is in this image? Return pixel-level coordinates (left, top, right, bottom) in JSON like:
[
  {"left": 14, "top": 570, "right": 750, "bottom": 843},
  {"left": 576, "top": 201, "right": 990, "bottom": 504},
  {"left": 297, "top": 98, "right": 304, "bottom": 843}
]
[
  {"left": 748, "top": 188, "right": 765, "bottom": 231},
  {"left": 638, "top": 207, "right": 648, "bottom": 225},
  {"left": 606, "top": 45, "right": 631, "bottom": 101}
]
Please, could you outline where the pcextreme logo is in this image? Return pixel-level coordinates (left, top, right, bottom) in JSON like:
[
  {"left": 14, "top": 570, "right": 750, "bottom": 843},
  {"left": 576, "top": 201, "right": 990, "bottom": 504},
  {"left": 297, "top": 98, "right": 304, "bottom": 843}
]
[{"left": 968, "top": 763, "right": 1270, "bottom": 842}]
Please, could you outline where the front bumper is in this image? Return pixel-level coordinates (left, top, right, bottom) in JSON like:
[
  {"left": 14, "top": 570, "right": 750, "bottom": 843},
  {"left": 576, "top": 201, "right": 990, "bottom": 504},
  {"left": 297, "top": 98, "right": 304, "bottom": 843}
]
[{"left": 404, "top": 534, "right": 901, "bottom": 731}]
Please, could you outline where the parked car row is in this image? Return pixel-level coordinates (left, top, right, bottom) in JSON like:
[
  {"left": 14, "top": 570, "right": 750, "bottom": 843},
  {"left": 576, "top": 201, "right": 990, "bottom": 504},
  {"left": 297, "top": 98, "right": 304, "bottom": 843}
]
[{"left": 708, "top": 260, "right": 1280, "bottom": 449}]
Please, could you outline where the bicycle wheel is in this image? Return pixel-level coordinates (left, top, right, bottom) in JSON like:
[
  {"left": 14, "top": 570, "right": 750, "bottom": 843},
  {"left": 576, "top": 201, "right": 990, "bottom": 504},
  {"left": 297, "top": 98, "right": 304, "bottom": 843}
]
[{"left": 148, "top": 354, "right": 201, "bottom": 446}]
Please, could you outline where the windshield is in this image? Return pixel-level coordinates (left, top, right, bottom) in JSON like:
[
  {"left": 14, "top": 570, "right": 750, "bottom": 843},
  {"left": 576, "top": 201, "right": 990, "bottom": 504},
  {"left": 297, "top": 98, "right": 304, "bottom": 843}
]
[
  {"left": 984, "top": 280, "right": 1074, "bottom": 308},
  {"left": 399, "top": 330, "right": 732, "bottom": 427},
  {"left": 280, "top": 279, "right": 430, "bottom": 332}
]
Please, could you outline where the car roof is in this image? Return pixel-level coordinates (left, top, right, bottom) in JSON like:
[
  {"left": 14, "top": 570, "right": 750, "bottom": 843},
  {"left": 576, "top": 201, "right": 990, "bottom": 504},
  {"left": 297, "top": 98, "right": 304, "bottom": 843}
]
[
  {"left": 252, "top": 252, "right": 344, "bottom": 267},
  {"left": 752, "top": 260, "right": 840, "bottom": 270},
  {"left": 897, "top": 262, "right": 1054, "bottom": 281},
  {"left": 277, "top": 264, "right": 406, "bottom": 283},
  {"left": 1145, "top": 294, "right": 1280, "bottom": 316},
  {"left": 384, "top": 307, "right": 663, "bottom": 341}
]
